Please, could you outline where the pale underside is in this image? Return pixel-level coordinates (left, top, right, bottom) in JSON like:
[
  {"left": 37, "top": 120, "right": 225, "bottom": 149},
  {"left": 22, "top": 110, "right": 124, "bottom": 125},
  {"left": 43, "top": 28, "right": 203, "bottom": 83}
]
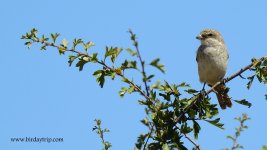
[{"left": 196, "top": 44, "right": 228, "bottom": 85}]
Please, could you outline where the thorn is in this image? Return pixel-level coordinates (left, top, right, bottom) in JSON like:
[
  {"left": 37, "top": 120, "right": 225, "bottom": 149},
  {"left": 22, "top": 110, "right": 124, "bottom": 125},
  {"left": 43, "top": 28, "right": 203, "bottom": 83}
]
[{"left": 239, "top": 74, "right": 246, "bottom": 79}]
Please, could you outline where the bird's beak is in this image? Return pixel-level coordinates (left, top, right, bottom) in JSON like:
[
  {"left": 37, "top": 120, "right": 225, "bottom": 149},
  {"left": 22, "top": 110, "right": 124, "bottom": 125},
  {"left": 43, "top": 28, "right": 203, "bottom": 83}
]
[{"left": 196, "top": 35, "right": 202, "bottom": 40}]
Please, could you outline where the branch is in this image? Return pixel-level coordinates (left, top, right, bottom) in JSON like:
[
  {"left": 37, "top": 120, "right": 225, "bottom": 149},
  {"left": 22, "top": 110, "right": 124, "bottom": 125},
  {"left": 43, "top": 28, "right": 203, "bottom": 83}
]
[
  {"left": 93, "top": 119, "right": 112, "bottom": 150},
  {"left": 176, "top": 126, "right": 200, "bottom": 150},
  {"left": 143, "top": 125, "right": 154, "bottom": 150},
  {"left": 31, "top": 38, "right": 153, "bottom": 102},
  {"left": 175, "top": 56, "right": 267, "bottom": 123},
  {"left": 129, "top": 29, "right": 150, "bottom": 97},
  {"left": 226, "top": 113, "right": 250, "bottom": 150}
]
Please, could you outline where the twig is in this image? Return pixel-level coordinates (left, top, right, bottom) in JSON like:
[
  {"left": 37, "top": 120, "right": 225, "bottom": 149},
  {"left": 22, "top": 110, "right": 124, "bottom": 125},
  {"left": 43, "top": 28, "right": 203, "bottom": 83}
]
[
  {"left": 129, "top": 29, "right": 150, "bottom": 97},
  {"left": 176, "top": 126, "right": 200, "bottom": 150},
  {"left": 143, "top": 125, "right": 154, "bottom": 150},
  {"left": 227, "top": 114, "right": 250, "bottom": 150},
  {"left": 93, "top": 119, "right": 112, "bottom": 150}
]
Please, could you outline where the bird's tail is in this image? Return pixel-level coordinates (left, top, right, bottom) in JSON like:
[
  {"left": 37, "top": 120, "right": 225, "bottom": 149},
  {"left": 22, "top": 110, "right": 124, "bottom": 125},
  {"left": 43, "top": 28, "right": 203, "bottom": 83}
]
[{"left": 214, "top": 84, "right": 232, "bottom": 109}]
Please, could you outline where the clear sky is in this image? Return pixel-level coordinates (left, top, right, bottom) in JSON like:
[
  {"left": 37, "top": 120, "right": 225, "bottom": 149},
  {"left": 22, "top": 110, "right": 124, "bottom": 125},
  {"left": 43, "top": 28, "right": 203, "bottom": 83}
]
[{"left": 1, "top": 0, "right": 267, "bottom": 149}]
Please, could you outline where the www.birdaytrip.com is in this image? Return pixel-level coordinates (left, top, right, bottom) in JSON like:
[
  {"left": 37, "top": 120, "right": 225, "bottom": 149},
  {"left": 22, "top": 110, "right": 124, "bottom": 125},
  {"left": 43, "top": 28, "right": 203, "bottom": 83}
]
[{"left": 10, "top": 137, "right": 63, "bottom": 143}]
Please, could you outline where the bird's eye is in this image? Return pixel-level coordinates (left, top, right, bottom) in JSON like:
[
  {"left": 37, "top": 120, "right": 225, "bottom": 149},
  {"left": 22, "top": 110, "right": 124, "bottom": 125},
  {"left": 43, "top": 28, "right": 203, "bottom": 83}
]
[{"left": 207, "top": 33, "right": 213, "bottom": 36}]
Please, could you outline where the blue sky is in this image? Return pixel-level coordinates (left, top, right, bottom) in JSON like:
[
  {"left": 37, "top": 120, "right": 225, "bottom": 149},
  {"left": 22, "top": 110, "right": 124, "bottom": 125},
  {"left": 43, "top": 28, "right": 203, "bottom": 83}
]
[{"left": 1, "top": 0, "right": 267, "bottom": 149}]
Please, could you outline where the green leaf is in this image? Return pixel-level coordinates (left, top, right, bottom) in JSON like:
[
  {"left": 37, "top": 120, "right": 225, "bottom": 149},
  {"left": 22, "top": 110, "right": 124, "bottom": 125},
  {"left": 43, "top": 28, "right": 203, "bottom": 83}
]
[
  {"left": 185, "top": 89, "right": 198, "bottom": 94},
  {"left": 128, "top": 86, "right": 135, "bottom": 94},
  {"left": 40, "top": 45, "right": 46, "bottom": 50},
  {"left": 135, "top": 133, "right": 148, "bottom": 149},
  {"left": 30, "top": 28, "right": 38, "bottom": 38},
  {"left": 262, "top": 145, "right": 267, "bottom": 150},
  {"left": 58, "top": 46, "right": 66, "bottom": 55},
  {"left": 146, "top": 75, "right": 154, "bottom": 80},
  {"left": 226, "top": 135, "right": 234, "bottom": 141},
  {"left": 105, "top": 47, "right": 123, "bottom": 63},
  {"left": 204, "top": 118, "right": 224, "bottom": 129},
  {"left": 150, "top": 58, "right": 165, "bottom": 73},
  {"left": 126, "top": 48, "right": 137, "bottom": 56},
  {"left": 162, "top": 143, "right": 170, "bottom": 150},
  {"left": 121, "top": 77, "right": 130, "bottom": 83},
  {"left": 91, "top": 53, "right": 98, "bottom": 63},
  {"left": 73, "top": 38, "right": 83, "bottom": 48},
  {"left": 181, "top": 123, "right": 192, "bottom": 134},
  {"left": 93, "top": 70, "right": 105, "bottom": 88},
  {"left": 24, "top": 41, "right": 32, "bottom": 49},
  {"left": 143, "top": 74, "right": 155, "bottom": 82},
  {"left": 76, "top": 58, "right": 88, "bottom": 71},
  {"left": 121, "top": 60, "right": 137, "bottom": 70},
  {"left": 21, "top": 35, "right": 26, "bottom": 39},
  {"left": 68, "top": 55, "right": 76, "bottom": 66},
  {"left": 83, "top": 41, "right": 94, "bottom": 51},
  {"left": 151, "top": 81, "right": 161, "bottom": 89},
  {"left": 119, "top": 87, "right": 128, "bottom": 97},
  {"left": 41, "top": 34, "right": 49, "bottom": 42},
  {"left": 140, "top": 118, "right": 149, "bottom": 126},
  {"left": 159, "top": 93, "right": 170, "bottom": 101},
  {"left": 103, "top": 128, "right": 110, "bottom": 133},
  {"left": 193, "top": 120, "right": 201, "bottom": 139},
  {"left": 247, "top": 75, "right": 255, "bottom": 89},
  {"left": 104, "top": 70, "right": 116, "bottom": 80},
  {"left": 50, "top": 33, "right": 60, "bottom": 43},
  {"left": 178, "top": 82, "right": 190, "bottom": 87},
  {"left": 234, "top": 99, "right": 252, "bottom": 108}
]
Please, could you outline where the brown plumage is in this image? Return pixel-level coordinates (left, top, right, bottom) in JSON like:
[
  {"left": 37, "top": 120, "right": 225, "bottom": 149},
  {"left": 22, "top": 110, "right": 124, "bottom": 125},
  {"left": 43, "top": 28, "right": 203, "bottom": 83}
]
[{"left": 214, "top": 84, "right": 232, "bottom": 109}]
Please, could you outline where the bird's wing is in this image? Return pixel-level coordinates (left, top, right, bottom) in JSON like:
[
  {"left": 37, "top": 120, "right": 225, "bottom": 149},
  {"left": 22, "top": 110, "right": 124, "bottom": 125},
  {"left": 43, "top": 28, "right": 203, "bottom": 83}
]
[{"left": 196, "top": 45, "right": 206, "bottom": 62}]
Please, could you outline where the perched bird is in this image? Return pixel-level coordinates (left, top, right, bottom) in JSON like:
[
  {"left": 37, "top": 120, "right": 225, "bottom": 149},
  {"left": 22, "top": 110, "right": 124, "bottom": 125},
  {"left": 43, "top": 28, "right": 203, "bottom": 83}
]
[{"left": 196, "top": 29, "right": 232, "bottom": 109}]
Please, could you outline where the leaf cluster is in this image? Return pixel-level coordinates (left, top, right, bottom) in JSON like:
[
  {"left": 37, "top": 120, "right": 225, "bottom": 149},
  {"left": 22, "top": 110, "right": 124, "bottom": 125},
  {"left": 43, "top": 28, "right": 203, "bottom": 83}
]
[
  {"left": 223, "top": 114, "right": 250, "bottom": 150},
  {"left": 93, "top": 119, "right": 112, "bottom": 150}
]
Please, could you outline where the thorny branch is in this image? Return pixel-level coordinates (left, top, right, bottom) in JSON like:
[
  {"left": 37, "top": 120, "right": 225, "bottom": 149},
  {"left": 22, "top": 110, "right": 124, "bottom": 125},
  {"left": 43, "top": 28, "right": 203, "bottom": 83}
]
[
  {"left": 129, "top": 29, "right": 150, "bottom": 97},
  {"left": 175, "top": 56, "right": 267, "bottom": 123}
]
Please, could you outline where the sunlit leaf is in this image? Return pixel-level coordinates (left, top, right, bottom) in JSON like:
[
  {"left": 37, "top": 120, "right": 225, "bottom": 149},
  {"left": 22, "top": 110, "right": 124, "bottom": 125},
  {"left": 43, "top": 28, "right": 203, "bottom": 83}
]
[
  {"left": 150, "top": 58, "right": 165, "bottom": 73},
  {"left": 76, "top": 58, "right": 88, "bottom": 71},
  {"left": 119, "top": 87, "right": 128, "bottom": 97},
  {"left": 126, "top": 48, "right": 137, "bottom": 56},
  {"left": 162, "top": 143, "right": 170, "bottom": 150},
  {"left": 50, "top": 33, "right": 60, "bottom": 43},
  {"left": 62, "top": 38, "right": 69, "bottom": 47},
  {"left": 121, "top": 60, "right": 137, "bottom": 70},
  {"left": 83, "top": 41, "right": 94, "bottom": 51}
]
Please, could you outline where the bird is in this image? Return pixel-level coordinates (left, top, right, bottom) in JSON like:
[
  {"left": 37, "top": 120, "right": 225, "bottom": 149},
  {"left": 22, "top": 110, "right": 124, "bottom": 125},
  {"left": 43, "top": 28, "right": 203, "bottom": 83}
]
[{"left": 196, "top": 29, "right": 232, "bottom": 109}]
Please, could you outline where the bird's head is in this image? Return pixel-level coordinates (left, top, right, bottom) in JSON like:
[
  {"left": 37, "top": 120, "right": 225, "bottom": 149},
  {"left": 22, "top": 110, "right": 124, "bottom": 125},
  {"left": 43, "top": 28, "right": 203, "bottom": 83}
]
[{"left": 196, "top": 29, "right": 224, "bottom": 45}]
